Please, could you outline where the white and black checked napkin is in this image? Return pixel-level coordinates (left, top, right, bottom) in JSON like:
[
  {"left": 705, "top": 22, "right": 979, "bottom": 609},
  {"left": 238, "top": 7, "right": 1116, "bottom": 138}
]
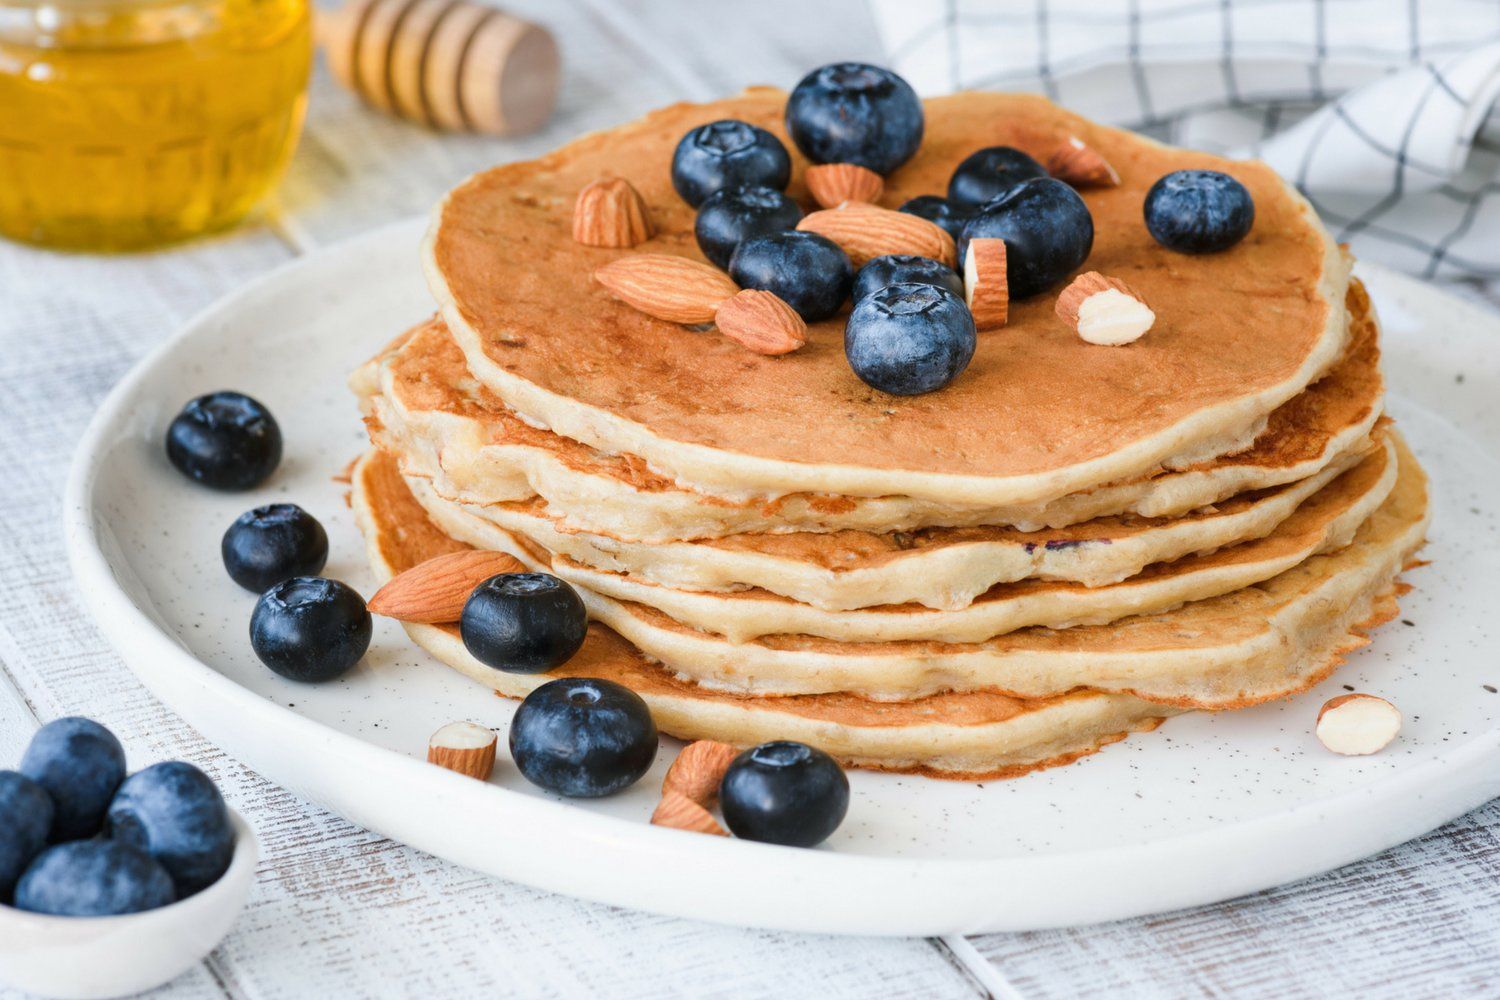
[{"left": 869, "top": 0, "right": 1500, "bottom": 280}]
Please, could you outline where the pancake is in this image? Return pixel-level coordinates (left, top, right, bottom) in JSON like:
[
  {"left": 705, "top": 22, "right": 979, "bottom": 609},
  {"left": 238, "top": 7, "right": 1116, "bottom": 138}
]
[
  {"left": 407, "top": 435, "right": 1398, "bottom": 644},
  {"left": 352, "top": 448, "right": 1176, "bottom": 779},
  {"left": 371, "top": 434, "right": 1427, "bottom": 705},
  {"left": 425, "top": 88, "right": 1350, "bottom": 506},
  {"left": 354, "top": 280, "right": 1384, "bottom": 545}
]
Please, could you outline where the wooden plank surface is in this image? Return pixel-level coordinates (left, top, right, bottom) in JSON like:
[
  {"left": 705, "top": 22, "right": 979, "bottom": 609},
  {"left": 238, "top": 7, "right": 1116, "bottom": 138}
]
[{"left": 2, "top": 0, "right": 1498, "bottom": 996}]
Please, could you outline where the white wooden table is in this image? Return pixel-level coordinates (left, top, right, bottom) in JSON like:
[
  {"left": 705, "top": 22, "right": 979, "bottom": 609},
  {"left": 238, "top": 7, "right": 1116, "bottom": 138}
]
[{"left": 3, "top": 1, "right": 1499, "bottom": 996}]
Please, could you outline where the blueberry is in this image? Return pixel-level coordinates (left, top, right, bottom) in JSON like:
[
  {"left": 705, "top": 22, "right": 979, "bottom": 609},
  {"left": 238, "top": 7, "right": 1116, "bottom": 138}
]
[
  {"left": 165, "top": 391, "right": 281, "bottom": 491},
  {"left": 728, "top": 231, "right": 853, "bottom": 322},
  {"left": 671, "top": 120, "right": 791, "bottom": 208},
  {"left": 960, "top": 177, "right": 1093, "bottom": 299},
  {"left": 844, "top": 282, "right": 976, "bottom": 396},
  {"left": 719, "top": 741, "right": 849, "bottom": 847},
  {"left": 946, "top": 146, "right": 1047, "bottom": 211},
  {"left": 14, "top": 840, "right": 175, "bottom": 916},
  {"left": 694, "top": 186, "right": 802, "bottom": 270},
  {"left": 852, "top": 254, "right": 963, "bottom": 304},
  {"left": 1144, "top": 169, "right": 1255, "bottom": 253},
  {"left": 250, "top": 577, "right": 371, "bottom": 683},
  {"left": 20, "top": 717, "right": 126, "bottom": 842},
  {"left": 785, "top": 62, "right": 924, "bottom": 175},
  {"left": 221, "top": 503, "right": 328, "bottom": 593},
  {"left": 107, "top": 761, "right": 234, "bottom": 898},
  {"left": 461, "top": 573, "right": 587, "bottom": 674},
  {"left": 508, "top": 678, "right": 658, "bottom": 798},
  {"left": 898, "top": 195, "right": 972, "bottom": 242},
  {"left": 0, "top": 771, "right": 52, "bottom": 900}
]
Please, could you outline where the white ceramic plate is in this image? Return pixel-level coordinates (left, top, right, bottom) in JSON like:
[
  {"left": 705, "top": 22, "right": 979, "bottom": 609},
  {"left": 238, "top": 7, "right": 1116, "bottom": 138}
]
[{"left": 65, "top": 218, "right": 1500, "bottom": 936}]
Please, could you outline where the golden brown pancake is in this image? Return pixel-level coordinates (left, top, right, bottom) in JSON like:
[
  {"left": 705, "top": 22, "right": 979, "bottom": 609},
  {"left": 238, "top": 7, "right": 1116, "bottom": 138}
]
[{"left": 425, "top": 88, "right": 1349, "bottom": 505}]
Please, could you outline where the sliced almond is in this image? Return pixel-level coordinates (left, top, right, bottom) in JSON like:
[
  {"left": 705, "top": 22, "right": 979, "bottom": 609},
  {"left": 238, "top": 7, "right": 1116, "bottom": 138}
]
[
  {"left": 573, "top": 177, "right": 654, "bottom": 248},
  {"left": 804, "top": 163, "right": 884, "bottom": 210},
  {"left": 368, "top": 549, "right": 526, "bottom": 623},
  {"left": 427, "top": 721, "right": 497, "bottom": 780},
  {"left": 797, "top": 202, "right": 955, "bottom": 268},
  {"left": 1055, "top": 271, "right": 1155, "bottom": 345},
  {"left": 662, "top": 740, "right": 740, "bottom": 806},
  {"left": 963, "top": 237, "right": 1009, "bottom": 330},
  {"left": 713, "top": 290, "right": 807, "bottom": 355},
  {"left": 651, "top": 791, "right": 728, "bottom": 836},
  {"left": 1046, "top": 137, "right": 1120, "bottom": 188},
  {"left": 1316, "top": 694, "right": 1402, "bottom": 756},
  {"left": 594, "top": 254, "right": 739, "bottom": 324}
]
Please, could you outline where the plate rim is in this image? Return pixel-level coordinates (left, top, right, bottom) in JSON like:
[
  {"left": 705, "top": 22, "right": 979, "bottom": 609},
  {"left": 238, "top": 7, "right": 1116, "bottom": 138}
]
[{"left": 61, "top": 216, "right": 1500, "bottom": 935}]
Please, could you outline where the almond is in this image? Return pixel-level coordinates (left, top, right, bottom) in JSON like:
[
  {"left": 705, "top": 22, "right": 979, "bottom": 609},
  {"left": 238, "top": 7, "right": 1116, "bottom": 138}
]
[
  {"left": 427, "top": 721, "right": 497, "bottom": 780},
  {"left": 804, "top": 163, "right": 884, "bottom": 209},
  {"left": 1046, "top": 137, "right": 1120, "bottom": 188},
  {"left": 796, "top": 202, "right": 955, "bottom": 268},
  {"left": 573, "top": 177, "right": 654, "bottom": 248},
  {"left": 662, "top": 740, "right": 740, "bottom": 806},
  {"left": 1055, "top": 271, "right": 1155, "bottom": 345},
  {"left": 368, "top": 549, "right": 526, "bottom": 623},
  {"left": 964, "top": 237, "right": 1009, "bottom": 330},
  {"left": 1316, "top": 694, "right": 1401, "bottom": 755},
  {"left": 594, "top": 254, "right": 739, "bottom": 324},
  {"left": 651, "top": 791, "right": 728, "bottom": 836},
  {"left": 713, "top": 290, "right": 807, "bottom": 355}
]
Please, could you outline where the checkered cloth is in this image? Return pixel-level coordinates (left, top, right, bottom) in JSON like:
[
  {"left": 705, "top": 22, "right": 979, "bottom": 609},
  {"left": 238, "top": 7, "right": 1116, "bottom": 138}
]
[{"left": 869, "top": 0, "right": 1500, "bottom": 279}]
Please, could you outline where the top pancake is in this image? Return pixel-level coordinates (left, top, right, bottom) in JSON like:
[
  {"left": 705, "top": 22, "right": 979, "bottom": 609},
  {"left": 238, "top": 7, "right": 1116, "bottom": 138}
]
[{"left": 426, "top": 88, "right": 1349, "bottom": 506}]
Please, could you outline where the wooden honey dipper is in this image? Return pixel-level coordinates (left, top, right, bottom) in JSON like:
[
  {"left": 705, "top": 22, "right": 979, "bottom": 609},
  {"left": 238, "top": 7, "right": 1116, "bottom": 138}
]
[{"left": 320, "top": 0, "right": 560, "bottom": 136}]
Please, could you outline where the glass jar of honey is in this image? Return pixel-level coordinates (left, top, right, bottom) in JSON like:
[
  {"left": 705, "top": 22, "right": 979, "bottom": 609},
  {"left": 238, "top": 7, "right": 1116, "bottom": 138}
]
[{"left": 0, "top": 0, "right": 311, "bottom": 251}]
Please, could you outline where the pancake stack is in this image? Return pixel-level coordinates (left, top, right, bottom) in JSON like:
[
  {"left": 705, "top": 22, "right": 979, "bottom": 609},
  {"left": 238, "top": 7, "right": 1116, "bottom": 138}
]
[{"left": 349, "top": 89, "right": 1430, "bottom": 779}]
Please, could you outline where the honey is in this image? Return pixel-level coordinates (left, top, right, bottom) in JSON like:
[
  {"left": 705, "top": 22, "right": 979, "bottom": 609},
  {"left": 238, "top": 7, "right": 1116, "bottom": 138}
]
[{"left": 0, "top": 0, "right": 311, "bottom": 251}]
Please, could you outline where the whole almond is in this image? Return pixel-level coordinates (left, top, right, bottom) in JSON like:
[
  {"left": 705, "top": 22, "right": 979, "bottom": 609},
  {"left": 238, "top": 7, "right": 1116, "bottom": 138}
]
[
  {"left": 651, "top": 791, "right": 728, "bottom": 836},
  {"left": 368, "top": 549, "right": 527, "bottom": 623},
  {"left": 573, "top": 177, "right": 654, "bottom": 248},
  {"left": 594, "top": 254, "right": 739, "bottom": 324},
  {"left": 662, "top": 740, "right": 740, "bottom": 806},
  {"left": 713, "top": 290, "right": 807, "bottom": 355},
  {"left": 1056, "top": 271, "right": 1155, "bottom": 345},
  {"left": 1046, "top": 137, "right": 1120, "bottom": 188},
  {"left": 805, "top": 163, "right": 884, "bottom": 209},
  {"left": 797, "top": 202, "right": 956, "bottom": 268},
  {"left": 964, "top": 237, "right": 1009, "bottom": 330}
]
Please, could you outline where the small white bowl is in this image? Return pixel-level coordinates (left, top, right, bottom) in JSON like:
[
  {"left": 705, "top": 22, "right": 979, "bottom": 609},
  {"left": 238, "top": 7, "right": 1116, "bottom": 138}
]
[{"left": 0, "top": 810, "right": 257, "bottom": 1000}]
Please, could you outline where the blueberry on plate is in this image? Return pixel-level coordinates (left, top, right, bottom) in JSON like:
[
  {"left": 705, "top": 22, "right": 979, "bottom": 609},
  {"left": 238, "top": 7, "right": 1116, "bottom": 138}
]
[
  {"left": 1144, "top": 169, "right": 1255, "bottom": 253},
  {"left": 14, "top": 840, "right": 175, "bottom": 916},
  {"left": 946, "top": 146, "right": 1047, "bottom": 211},
  {"left": 852, "top": 254, "right": 963, "bottom": 304},
  {"left": 461, "top": 573, "right": 587, "bottom": 674},
  {"left": 508, "top": 677, "right": 658, "bottom": 798},
  {"left": 729, "top": 231, "right": 853, "bottom": 322},
  {"left": 20, "top": 717, "right": 126, "bottom": 842},
  {"left": 694, "top": 186, "right": 803, "bottom": 270},
  {"left": 0, "top": 771, "right": 53, "bottom": 900},
  {"left": 844, "top": 282, "right": 976, "bottom": 396},
  {"left": 107, "top": 761, "right": 234, "bottom": 898},
  {"left": 719, "top": 741, "right": 849, "bottom": 847},
  {"left": 960, "top": 177, "right": 1093, "bottom": 299},
  {"left": 165, "top": 391, "right": 281, "bottom": 491},
  {"left": 898, "top": 195, "right": 972, "bottom": 242},
  {"left": 671, "top": 120, "right": 792, "bottom": 208},
  {"left": 250, "top": 577, "right": 371, "bottom": 683},
  {"left": 221, "top": 503, "right": 328, "bottom": 593},
  {"left": 785, "top": 62, "right": 923, "bottom": 175}
]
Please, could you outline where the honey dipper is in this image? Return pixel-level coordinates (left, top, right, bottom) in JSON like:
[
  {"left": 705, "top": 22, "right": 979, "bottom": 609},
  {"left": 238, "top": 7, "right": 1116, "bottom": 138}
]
[{"left": 320, "top": 0, "right": 560, "bottom": 136}]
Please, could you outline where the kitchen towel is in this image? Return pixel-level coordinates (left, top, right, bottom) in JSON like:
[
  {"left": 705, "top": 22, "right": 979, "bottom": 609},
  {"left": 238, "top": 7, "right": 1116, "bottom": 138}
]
[{"left": 869, "top": 0, "right": 1500, "bottom": 279}]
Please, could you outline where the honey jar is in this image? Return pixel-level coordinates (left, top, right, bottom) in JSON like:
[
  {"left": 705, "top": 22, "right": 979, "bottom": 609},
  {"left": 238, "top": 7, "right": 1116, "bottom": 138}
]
[{"left": 0, "top": 0, "right": 312, "bottom": 251}]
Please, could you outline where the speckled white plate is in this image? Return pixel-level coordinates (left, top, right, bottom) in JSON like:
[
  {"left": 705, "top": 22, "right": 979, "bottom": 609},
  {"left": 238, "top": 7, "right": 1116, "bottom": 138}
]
[{"left": 64, "top": 217, "right": 1500, "bottom": 936}]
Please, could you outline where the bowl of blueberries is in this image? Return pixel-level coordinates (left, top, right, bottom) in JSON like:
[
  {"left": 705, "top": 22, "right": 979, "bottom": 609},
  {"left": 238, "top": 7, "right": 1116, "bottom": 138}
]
[{"left": 0, "top": 717, "right": 257, "bottom": 1000}]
